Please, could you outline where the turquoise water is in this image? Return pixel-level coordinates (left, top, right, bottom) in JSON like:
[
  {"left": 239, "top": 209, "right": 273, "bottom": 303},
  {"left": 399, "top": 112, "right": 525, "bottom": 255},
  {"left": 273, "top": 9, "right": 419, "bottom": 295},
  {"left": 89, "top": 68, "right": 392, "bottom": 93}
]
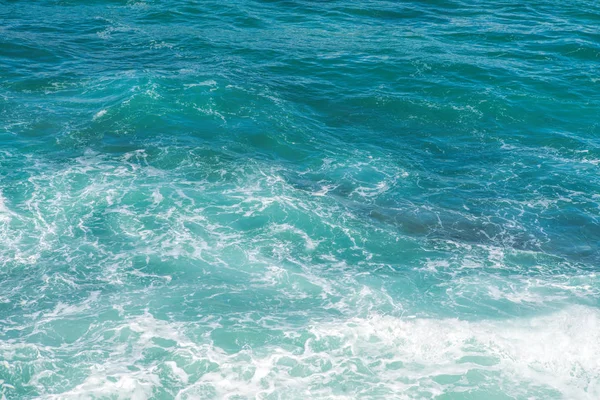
[{"left": 1, "top": 0, "right": 599, "bottom": 398}]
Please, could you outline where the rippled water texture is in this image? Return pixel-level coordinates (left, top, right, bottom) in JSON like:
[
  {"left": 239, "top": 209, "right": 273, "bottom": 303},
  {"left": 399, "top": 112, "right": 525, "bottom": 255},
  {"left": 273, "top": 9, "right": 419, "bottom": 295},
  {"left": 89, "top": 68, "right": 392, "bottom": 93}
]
[{"left": 1, "top": 0, "right": 600, "bottom": 398}]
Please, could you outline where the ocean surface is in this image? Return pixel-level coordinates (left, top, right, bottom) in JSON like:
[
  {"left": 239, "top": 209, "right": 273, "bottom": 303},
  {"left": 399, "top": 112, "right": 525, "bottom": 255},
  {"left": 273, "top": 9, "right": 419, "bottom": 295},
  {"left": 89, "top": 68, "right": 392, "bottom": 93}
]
[{"left": 1, "top": 0, "right": 599, "bottom": 398}]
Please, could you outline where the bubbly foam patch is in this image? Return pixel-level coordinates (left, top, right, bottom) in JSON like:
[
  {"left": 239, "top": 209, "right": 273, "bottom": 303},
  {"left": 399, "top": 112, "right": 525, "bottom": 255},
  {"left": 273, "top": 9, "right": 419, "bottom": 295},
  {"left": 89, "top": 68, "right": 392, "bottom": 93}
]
[
  {"left": 0, "top": 148, "right": 598, "bottom": 399},
  {"left": 23, "top": 307, "right": 598, "bottom": 399},
  {"left": 92, "top": 109, "right": 107, "bottom": 120}
]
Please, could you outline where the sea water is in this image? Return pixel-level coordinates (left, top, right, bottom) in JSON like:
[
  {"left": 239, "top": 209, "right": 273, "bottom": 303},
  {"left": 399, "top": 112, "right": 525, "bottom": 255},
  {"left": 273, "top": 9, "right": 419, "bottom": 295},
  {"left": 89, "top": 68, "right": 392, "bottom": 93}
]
[{"left": 1, "top": 0, "right": 599, "bottom": 398}]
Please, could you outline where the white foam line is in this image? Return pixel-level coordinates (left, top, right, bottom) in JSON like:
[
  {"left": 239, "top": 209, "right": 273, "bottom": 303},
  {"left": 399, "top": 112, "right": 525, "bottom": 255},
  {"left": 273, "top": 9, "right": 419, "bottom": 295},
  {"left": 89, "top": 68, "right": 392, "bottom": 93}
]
[{"left": 24, "top": 307, "right": 598, "bottom": 399}]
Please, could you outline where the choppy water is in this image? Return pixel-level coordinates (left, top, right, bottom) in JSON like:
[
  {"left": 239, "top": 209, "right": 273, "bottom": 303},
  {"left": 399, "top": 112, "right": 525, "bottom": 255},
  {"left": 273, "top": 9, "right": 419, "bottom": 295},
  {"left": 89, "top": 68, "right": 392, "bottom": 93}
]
[{"left": 1, "top": 0, "right": 600, "bottom": 398}]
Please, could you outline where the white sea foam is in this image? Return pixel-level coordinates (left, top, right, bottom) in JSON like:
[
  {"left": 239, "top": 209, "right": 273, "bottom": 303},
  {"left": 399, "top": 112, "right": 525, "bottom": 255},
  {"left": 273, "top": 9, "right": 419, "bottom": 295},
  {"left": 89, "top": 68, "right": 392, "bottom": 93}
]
[
  {"left": 0, "top": 191, "right": 9, "bottom": 214},
  {"left": 202, "top": 307, "right": 599, "bottom": 399},
  {"left": 1, "top": 147, "right": 597, "bottom": 399},
  {"left": 92, "top": 109, "right": 107, "bottom": 120},
  {"left": 184, "top": 80, "right": 217, "bottom": 89},
  {"left": 270, "top": 223, "right": 320, "bottom": 251},
  {"left": 0, "top": 191, "right": 12, "bottom": 224},
  {"left": 151, "top": 188, "right": 163, "bottom": 204},
  {"left": 34, "top": 307, "right": 600, "bottom": 399}
]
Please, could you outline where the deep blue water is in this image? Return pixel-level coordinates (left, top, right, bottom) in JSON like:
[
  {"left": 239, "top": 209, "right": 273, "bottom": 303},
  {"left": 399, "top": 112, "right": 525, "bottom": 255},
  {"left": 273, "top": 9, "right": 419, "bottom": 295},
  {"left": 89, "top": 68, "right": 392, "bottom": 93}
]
[{"left": 1, "top": 0, "right": 599, "bottom": 398}]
